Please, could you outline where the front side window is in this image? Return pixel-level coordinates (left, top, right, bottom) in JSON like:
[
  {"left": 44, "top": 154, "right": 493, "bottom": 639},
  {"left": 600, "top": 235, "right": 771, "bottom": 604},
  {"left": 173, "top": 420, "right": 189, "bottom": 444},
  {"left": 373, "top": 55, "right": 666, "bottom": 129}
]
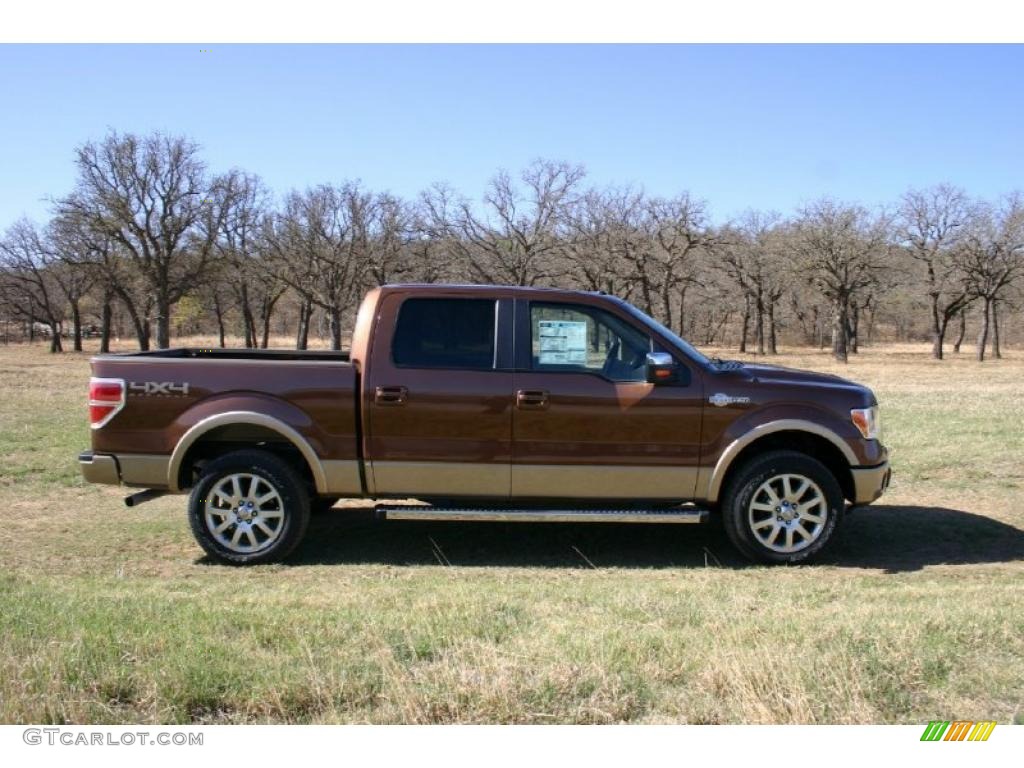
[
  {"left": 529, "top": 302, "right": 653, "bottom": 382},
  {"left": 393, "top": 298, "right": 496, "bottom": 369}
]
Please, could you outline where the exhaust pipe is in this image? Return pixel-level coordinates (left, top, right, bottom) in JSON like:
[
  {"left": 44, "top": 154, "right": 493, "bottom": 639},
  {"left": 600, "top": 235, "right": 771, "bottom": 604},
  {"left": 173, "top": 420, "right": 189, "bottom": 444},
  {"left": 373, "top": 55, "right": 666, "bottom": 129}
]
[{"left": 124, "top": 489, "right": 167, "bottom": 508}]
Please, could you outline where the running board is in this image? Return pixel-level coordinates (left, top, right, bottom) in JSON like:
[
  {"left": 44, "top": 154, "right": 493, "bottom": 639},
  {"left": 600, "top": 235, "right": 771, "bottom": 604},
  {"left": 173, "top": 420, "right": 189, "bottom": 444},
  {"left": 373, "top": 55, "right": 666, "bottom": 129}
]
[{"left": 376, "top": 506, "right": 708, "bottom": 524}]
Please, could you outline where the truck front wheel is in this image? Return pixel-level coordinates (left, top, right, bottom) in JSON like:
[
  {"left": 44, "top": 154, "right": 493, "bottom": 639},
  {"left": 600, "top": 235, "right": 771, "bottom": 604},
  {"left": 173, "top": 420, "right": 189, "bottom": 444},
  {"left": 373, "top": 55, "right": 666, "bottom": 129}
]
[
  {"left": 188, "top": 449, "right": 311, "bottom": 565},
  {"left": 721, "top": 450, "right": 843, "bottom": 564}
]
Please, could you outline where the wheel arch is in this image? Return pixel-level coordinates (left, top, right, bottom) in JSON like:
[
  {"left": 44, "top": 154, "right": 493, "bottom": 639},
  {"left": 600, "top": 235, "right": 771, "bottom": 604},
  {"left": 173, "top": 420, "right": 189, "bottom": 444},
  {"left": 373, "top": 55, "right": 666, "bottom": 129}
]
[
  {"left": 168, "top": 411, "right": 327, "bottom": 493},
  {"left": 704, "top": 420, "right": 856, "bottom": 504}
]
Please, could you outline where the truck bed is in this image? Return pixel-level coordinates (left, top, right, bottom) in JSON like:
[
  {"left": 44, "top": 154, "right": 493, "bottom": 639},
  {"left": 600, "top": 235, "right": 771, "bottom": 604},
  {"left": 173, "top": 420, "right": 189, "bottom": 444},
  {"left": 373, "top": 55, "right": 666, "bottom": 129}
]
[
  {"left": 88, "top": 350, "right": 361, "bottom": 491},
  {"left": 108, "top": 347, "right": 351, "bottom": 362}
]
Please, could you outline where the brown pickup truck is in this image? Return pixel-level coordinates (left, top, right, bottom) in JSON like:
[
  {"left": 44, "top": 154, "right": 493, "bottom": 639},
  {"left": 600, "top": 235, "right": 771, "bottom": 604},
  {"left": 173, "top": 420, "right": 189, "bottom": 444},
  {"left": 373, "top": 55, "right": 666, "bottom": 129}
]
[{"left": 80, "top": 284, "right": 890, "bottom": 565}]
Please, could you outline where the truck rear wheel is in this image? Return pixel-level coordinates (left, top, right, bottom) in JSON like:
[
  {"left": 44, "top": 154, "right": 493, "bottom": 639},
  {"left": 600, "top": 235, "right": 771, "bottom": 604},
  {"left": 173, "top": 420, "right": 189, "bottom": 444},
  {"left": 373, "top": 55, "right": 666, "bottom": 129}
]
[
  {"left": 721, "top": 449, "right": 843, "bottom": 565},
  {"left": 188, "top": 449, "right": 310, "bottom": 565}
]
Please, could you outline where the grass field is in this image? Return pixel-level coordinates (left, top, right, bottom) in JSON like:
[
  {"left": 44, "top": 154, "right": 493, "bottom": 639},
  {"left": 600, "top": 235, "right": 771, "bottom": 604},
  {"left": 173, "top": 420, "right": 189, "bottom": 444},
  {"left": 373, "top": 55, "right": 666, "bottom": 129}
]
[{"left": 0, "top": 338, "right": 1022, "bottom": 724}]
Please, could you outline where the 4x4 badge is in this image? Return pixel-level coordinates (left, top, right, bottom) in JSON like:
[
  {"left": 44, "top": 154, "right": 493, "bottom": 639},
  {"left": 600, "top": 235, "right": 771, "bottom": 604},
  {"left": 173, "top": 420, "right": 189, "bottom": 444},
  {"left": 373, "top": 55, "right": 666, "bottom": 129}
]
[
  {"left": 129, "top": 381, "right": 190, "bottom": 396},
  {"left": 709, "top": 393, "right": 750, "bottom": 407}
]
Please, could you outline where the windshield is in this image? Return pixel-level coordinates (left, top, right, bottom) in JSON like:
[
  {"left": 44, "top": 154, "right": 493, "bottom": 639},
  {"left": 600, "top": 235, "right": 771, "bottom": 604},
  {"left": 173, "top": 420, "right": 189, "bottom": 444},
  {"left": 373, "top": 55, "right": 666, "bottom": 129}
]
[{"left": 613, "top": 298, "right": 712, "bottom": 367}]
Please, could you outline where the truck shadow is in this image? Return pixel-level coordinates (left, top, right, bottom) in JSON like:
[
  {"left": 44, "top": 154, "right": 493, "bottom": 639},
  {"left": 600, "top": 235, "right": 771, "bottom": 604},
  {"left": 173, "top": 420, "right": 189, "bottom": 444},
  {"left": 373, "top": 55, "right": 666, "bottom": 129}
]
[{"left": 277, "top": 504, "right": 1024, "bottom": 573}]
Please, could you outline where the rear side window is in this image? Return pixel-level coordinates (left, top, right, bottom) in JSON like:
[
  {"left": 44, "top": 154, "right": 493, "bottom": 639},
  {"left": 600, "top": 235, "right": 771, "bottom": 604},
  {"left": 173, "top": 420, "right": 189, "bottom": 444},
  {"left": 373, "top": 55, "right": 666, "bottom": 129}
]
[{"left": 392, "top": 298, "right": 496, "bottom": 370}]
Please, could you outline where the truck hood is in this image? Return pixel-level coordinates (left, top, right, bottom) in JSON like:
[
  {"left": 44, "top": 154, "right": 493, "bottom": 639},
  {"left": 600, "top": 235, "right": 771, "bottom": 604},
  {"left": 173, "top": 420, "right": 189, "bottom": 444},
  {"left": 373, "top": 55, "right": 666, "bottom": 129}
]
[{"left": 736, "top": 363, "right": 875, "bottom": 403}]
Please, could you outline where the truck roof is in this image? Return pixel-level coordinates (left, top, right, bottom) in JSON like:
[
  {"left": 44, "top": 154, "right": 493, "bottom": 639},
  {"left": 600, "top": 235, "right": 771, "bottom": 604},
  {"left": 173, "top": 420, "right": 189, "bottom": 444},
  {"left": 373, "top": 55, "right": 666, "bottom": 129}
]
[{"left": 378, "top": 283, "right": 609, "bottom": 300}]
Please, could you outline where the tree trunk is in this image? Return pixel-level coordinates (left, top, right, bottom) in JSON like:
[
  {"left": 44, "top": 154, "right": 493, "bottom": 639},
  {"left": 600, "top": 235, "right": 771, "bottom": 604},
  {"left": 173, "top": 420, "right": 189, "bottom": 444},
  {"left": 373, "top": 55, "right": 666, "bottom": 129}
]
[
  {"left": 261, "top": 313, "right": 272, "bottom": 349},
  {"left": 122, "top": 297, "right": 150, "bottom": 351},
  {"left": 660, "top": 284, "right": 674, "bottom": 334},
  {"left": 768, "top": 304, "right": 777, "bottom": 354},
  {"left": 991, "top": 300, "right": 1001, "bottom": 359},
  {"left": 848, "top": 305, "right": 859, "bottom": 355},
  {"left": 155, "top": 293, "right": 171, "bottom": 349},
  {"left": 932, "top": 315, "right": 949, "bottom": 361},
  {"left": 213, "top": 295, "right": 227, "bottom": 348},
  {"left": 953, "top": 309, "right": 966, "bottom": 353},
  {"left": 754, "top": 289, "right": 765, "bottom": 355},
  {"left": 240, "top": 283, "right": 255, "bottom": 348},
  {"left": 832, "top": 295, "right": 849, "bottom": 363},
  {"left": 259, "top": 292, "right": 282, "bottom": 349},
  {"left": 48, "top": 322, "right": 62, "bottom": 353},
  {"left": 866, "top": 306, "right": 877, "bottom": 344},
  {"left": 295, "top": 299, "right": 311, "bottom": 350},
  {"left": 739, "top": 295, "right": 750, "bottom": 353},
  {"left": 976, "top": 298, "right": 991, "bottom": 362},
  {"left": 99, "top": 292, "right": 113, "bottom": 354},
  {"left": 638, "top": 273, "right": 654, "bottom": 317},
  {"left": 677, "top": 284, "right": 688, "bottom": 338},
  {"left": 328, "top": 306, "right": 343, "bottom": 351},
  {"left": 930, "top": 295, "right": 943, "bottom": 360},
  {"left": 70, "top": 300, "right": 83, "bottom": 352}
]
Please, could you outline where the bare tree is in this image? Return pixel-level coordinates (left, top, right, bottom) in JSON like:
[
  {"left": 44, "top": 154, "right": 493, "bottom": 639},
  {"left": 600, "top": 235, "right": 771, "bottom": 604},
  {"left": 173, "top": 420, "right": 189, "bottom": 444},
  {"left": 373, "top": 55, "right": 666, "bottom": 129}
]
[
  {"left": 47, "top": 217, "right": 101, "bottom": 351},
  {"left": 264, "top": 183, "right": 373, "bottom": 350},
  {"left": 960, "top": 194, "right": 1024, "bottom": 361},
  {"left": 426, "top": 160, "right": 584, "bottom": 286},
  {"left": 0, "top": 220, "right": 66, "bottom": 352},
  {"left": 794, "top": 200, "right": 891, "bottom": 362},
  {"left": 564, "top": 187, "right": 643, "bottom": 298},
  {"left": 209, "top": 172, "right": 288, "bottom": 348},
  {"left": 896, "top": 185, "right": 974, "bottom": 359},
  {"left": 636, "top": 194, "right": 711, "bottom": 334},
  {"left": 50, "top": 207, "right": 156, "bottom": 351},
  {"left": 213, "top": 172, "right": 264, "bottom": 347},
  {"left": 55, "top": 131, "right": 235, "bottom": 348},
  {"left": 719, "top": 211, "right": 789, "bottom": 355},
  {"left": 362, "top": 193, "right": 411, "bottom": 286}
]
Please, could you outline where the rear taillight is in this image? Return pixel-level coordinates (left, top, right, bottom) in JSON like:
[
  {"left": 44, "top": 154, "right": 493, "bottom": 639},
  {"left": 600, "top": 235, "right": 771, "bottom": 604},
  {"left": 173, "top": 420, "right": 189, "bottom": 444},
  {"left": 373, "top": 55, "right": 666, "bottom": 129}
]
[{"left": 89, "top": 377, "right": 125, "bottom": 429}]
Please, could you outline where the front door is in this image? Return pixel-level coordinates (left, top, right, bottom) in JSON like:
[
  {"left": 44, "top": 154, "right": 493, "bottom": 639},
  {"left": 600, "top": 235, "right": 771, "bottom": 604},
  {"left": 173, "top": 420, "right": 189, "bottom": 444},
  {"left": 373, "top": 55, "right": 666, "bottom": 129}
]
[
  {"left": 365, "top": 292, "right": 514, "bottom": 499},
  {"left": 511, "top": 298, "right": 704, "bottom": 502}
]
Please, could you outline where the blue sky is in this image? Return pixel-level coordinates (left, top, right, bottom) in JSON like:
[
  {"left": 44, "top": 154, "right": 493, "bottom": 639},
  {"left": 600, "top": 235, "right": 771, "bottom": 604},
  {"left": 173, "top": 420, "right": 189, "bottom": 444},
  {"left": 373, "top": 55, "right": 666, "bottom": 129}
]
[{"left": 0, "top": 44, "right": 1021, "bottom": 228}]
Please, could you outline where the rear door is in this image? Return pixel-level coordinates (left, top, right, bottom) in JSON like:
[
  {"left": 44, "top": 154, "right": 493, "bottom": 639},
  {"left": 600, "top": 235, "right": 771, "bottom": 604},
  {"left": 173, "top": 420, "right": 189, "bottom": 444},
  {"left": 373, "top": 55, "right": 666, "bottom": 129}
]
[
  {"left": 511, "top": 298, "right": 704, "bottom": 501},
  {"left": 364, "top": 292, "right": 514, "bottom": 499}
]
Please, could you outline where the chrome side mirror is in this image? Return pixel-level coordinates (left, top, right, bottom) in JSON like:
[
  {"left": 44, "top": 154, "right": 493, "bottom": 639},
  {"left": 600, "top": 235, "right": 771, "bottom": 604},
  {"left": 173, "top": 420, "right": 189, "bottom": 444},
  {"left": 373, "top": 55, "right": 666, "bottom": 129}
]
[{"left": 645, "top": 352, "right": 677, "bottom": 384}]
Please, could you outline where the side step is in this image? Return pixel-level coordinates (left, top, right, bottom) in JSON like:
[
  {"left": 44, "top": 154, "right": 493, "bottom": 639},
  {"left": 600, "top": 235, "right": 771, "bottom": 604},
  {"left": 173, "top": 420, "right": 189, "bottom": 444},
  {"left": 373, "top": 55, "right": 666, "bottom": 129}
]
[{"left": 376, "top": 505, "right": 708, "bottom": 524}]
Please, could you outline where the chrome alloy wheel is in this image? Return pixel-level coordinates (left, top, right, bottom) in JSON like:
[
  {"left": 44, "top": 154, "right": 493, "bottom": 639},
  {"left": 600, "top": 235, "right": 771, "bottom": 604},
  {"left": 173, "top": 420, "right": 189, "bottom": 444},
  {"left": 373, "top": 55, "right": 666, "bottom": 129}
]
[
  {"left": 204, "top": 473, "right": 285, "bottom": 554},
  {"left": 747, "top": 473, "right": 828, "bottom": 554}
]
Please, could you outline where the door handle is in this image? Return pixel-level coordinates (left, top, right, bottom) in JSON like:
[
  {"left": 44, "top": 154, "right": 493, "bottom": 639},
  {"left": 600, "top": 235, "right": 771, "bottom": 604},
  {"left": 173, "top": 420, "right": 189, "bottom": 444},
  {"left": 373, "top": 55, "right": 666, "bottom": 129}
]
[
  {"left": 375, "top": 386, "right": 408, "bottom": 406},
  {"left": 516, "top": 389, "right": 549, "bottom": 410}
]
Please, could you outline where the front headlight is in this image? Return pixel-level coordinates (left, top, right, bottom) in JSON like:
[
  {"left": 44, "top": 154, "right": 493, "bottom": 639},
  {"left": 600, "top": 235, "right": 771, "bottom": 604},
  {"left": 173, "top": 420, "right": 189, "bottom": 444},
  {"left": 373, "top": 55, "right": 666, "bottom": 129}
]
[{"left": 851, "top": 406, "right": 880, "bottom": 440}]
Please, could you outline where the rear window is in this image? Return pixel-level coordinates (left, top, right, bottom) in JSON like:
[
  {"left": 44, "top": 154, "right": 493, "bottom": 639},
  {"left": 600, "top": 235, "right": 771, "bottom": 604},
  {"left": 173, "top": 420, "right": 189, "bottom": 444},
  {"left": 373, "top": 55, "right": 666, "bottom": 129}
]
[{"left": 392, "top": 298, "right": 496, "bottom": 370}]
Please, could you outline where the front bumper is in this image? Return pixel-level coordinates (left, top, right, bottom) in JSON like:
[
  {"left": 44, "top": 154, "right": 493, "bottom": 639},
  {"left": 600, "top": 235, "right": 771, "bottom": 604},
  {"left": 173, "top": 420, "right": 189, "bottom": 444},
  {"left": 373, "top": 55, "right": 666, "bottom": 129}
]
[
  {"left": 79, "top": 451, "right": 120, "bottom": 485},
  {"left": 850, "top": 461, "right": 891, "bottom": 504}
]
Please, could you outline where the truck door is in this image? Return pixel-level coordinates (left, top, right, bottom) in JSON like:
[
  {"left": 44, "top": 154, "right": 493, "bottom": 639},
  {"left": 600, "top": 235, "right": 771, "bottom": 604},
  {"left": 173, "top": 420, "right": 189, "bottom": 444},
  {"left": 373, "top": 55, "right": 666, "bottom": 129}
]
[
  {"left": 364, "top": 293, "right": 514, "bottom": 499},
  {"left": 511, "top": 298, "right": 704, "bottom": 501}
]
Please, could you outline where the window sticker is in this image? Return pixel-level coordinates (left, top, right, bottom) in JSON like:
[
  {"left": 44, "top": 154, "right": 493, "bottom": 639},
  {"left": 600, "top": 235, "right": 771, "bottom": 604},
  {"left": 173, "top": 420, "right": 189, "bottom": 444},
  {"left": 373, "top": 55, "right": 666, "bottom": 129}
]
[{"left": 538, "top": 320, "right": 588, "bottom": 365}]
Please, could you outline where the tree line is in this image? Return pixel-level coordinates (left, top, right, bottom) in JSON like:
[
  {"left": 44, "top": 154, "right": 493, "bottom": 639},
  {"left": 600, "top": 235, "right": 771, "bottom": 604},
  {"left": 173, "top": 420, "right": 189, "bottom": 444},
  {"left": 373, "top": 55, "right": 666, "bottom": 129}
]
[{"left": 1, "top": 130, "right": 1022, "bottom": 362}]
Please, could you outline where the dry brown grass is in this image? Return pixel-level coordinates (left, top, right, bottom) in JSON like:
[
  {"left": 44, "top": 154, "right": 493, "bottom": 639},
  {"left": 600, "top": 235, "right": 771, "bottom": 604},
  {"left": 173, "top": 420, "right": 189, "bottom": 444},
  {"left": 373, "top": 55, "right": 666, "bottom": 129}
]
[{"left": 0, "top": 338, "right": 1022, "bottom": 724}]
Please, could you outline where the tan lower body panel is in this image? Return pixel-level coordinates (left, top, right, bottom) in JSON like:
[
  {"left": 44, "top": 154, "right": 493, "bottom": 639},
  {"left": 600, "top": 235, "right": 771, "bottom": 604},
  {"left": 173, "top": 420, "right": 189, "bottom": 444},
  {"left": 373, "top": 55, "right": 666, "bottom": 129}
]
[
  {"left": 851, "top": 461, "right": 891, "bottom": 504},
  {"left": 79, "top": 453, "right": 120, "bottom": 485},
  {"left": 369, "top": 461, "right": 511, "bottom": 497},
  {"left": 369, "top": 461, "right": 698, "bottom": 500},
  {"left": 118, "top": 454, "right": 171, "bottom": 488},
  {"left": 322, "top": 460, "right": 363, "bottom": 496},
  {"left": 512, "top": 464, "right": 698, "bottom": 500}
]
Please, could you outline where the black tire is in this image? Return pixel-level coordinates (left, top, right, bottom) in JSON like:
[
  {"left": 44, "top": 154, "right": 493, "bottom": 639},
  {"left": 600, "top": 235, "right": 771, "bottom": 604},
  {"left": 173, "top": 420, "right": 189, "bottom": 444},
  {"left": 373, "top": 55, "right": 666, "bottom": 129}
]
[
  {"left": 311, "top": 496, "right": 340, "bottom": 515},
  {"left": 188, "top": 449, "right": 310, "bottom": 565},
  {"left": 721, "top": 449, "right": 843, "bottom": 565}
]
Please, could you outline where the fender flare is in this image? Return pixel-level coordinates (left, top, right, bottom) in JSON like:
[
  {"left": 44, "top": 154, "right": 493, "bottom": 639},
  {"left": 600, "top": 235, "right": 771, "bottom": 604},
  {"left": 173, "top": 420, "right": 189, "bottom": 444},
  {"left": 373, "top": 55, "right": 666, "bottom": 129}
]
[
  {"left": 703, "top": 419, "right": 857, "bottom": 502},
  {"left": 167, "top": 410, "right": 327, "bottom": 493}
]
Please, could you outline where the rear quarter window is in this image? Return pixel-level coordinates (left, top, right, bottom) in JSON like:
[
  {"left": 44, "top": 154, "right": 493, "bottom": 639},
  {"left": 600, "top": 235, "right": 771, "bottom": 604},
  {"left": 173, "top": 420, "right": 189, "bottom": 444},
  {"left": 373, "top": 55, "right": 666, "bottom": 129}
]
[{"left": 392, "top": 298, "right": 496, "bottom": 370}]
